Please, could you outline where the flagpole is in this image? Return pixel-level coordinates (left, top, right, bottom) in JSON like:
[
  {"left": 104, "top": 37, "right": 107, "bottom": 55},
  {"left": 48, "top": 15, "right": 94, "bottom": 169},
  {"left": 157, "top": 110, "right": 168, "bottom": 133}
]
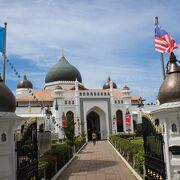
[
  {"left": 160, "top": 53, "right": 165, "bottom": 79},
  {"left": 155, "top": 16, "right": 166, "bottom": 80},
  {"left": 3, "top": 22, "right": 7, "bottom": 83}
]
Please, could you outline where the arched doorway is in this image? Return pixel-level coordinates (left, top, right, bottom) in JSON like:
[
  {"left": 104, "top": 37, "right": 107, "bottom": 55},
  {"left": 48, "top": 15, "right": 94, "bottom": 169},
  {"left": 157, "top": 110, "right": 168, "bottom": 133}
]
[
  {"left": 66, "top": 111, "right": 74, "bottom": 136},
  {"left": 87, "top": 111, "right": 100, "bottom": 140},
  {"left": 116, "top": 110, "right": 123, "bottom": 132}
]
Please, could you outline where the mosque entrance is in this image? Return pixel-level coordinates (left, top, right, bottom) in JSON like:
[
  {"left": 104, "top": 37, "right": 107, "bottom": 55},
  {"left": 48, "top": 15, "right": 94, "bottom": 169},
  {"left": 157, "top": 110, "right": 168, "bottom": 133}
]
[{"left": 87, "top": 111, "right": 101, "bottom": 140}]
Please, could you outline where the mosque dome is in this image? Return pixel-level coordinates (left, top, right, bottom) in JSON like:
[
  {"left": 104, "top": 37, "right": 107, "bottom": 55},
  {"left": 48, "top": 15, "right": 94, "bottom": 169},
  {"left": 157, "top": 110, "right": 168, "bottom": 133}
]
[
  {"left": 158, "top": 52, "right": 180, "bottom": 104},
  {"left": 45, "top": 55, "right": 82, "bottom": 84},
  {"left": 17, "top": 75, "right": 33, "bottom": 89},
  {"left": 103, "top": 76, "right": 117, "bottom": 89},
  {"left": 0, "top": 75, "right": 16, "bottom": 112}
]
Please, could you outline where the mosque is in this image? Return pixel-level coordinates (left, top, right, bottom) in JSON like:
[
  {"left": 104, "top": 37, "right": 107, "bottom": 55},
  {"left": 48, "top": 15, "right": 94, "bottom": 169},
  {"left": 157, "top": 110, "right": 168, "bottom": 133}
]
[{"left": 15, "top": 54, "right": 154, "bottom": 140}]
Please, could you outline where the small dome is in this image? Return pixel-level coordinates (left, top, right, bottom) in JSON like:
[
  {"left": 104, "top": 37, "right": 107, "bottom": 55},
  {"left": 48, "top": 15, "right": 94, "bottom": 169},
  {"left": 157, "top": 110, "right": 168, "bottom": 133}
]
[
  {"left": 17, "top": 75, "right": 33, "bottom": 89},
  {"left": 158, "top": 52, "right": 180, "bottom": 104},
  {"left": 123, "top": 85, "right": 130, "bottom": 90},
  {"left": 45, "top": 56, "right": 82, "bottom": 84},
  {"left": 103, "top": 76, "right": 117, "bottom": 89},
  {"left": 0, "top": 75, "right": 16, "bottom": 112}
]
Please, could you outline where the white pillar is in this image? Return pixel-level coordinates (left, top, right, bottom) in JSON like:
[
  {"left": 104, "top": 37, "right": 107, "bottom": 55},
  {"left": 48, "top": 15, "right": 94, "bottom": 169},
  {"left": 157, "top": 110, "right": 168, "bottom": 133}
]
[
  {"left": 0, "top": 112, "right": 22, "bottom": 180},
  {"left": 163, "top": 121, "right": 171, "bottom": 180},
  {"left": 75, "top": 79, "right": 81, "bottom": 136}
]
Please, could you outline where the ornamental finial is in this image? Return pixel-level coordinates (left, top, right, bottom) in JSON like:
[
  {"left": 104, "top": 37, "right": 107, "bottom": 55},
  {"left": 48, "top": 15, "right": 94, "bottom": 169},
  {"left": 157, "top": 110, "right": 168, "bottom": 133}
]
[{"left": 62, "top": 49, "right": 64, "bottom": 57}]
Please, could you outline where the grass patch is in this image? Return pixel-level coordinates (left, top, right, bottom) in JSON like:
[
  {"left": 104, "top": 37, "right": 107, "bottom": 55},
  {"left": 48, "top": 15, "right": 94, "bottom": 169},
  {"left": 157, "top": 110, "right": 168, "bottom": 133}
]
[{"left": 130, "top": 138, "right": 143, "bottom": 145}]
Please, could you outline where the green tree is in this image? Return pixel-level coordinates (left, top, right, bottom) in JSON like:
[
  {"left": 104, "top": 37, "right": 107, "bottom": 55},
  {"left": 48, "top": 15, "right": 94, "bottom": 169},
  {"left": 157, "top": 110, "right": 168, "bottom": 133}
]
[{"left": 64, "top": 112, "right": 76, "bottom": 146}]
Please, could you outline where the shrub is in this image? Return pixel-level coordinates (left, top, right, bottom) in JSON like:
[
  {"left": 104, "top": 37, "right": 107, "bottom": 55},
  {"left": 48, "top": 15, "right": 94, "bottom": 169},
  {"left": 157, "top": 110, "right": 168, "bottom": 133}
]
[
  {"left": 109, "top": 134, "right": 144, "bottom": 176},
  {"left": 51, "top": 144, "right": 73, "bottom": 165},
  {"left": 134, "top": 150, "right": 144, "bottom": 175},
  {"left": 38, "top": 154, "right": 56, "bottom": 180},
  {"left": 74, "top": 134, "right": 86, "bottom": 151},
  {"left": 38, "top": 134, "right": 86, "bottom": 179},
  {"left": 135, "top": 123, "right": 143, "bottom": 136}
]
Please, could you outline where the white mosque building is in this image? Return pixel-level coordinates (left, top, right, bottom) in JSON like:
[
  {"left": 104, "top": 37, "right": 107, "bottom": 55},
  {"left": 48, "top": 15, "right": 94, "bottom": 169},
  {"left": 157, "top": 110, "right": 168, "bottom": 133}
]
[{"left": 15, "top": 54, "right": 156, "bottom": 140}]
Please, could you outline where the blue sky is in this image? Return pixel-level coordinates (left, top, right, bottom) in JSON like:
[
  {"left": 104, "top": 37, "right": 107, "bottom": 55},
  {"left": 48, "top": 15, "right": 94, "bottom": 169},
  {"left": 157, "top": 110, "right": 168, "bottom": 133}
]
[{"left": 0, "top": 0, "right": 180, "bottom": 103}]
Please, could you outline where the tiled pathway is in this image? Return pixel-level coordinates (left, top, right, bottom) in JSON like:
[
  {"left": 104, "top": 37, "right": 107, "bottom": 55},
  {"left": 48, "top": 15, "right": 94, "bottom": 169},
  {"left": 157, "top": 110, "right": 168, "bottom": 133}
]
[{"left": 57, "top": 141, "right": 137, "bottom": 180}]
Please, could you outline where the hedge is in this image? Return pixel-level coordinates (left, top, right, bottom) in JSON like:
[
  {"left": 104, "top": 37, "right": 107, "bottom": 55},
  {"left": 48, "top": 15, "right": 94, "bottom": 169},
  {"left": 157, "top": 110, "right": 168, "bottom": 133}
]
[
  {"left": 38, "top": 135, "right": 86, "bottom": 179},
  {"left": 109, "top": 135, "right": 144, "bottom": 176}
]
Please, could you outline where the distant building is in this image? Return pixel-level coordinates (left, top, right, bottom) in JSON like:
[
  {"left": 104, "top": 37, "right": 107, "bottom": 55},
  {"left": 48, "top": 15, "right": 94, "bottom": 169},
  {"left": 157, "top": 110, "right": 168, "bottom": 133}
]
[{"left": 15, "top": 54, "right": 154, "bottom": 140}]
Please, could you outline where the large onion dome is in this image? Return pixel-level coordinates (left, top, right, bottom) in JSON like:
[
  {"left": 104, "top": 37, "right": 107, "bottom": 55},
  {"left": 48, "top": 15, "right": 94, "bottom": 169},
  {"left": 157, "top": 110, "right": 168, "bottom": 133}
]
[
  {"left": 45, "top": 55, "right": 82, "bottom": 83},
  {"left": 158, "top": 52, "right": 180, "bottom": 104},
  {"left": 103, "top": 76, "right": 117, "bottom": 89},
  {"left": 0, "top": 75, "right": 16, "bottom": 112},
  {"left": 17, "top": 75, "right": 33, "bottom": 89}
]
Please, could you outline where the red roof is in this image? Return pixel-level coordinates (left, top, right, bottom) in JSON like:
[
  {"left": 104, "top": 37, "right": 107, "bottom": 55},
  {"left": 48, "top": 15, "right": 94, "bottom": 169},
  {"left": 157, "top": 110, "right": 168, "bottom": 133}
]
[{"left": 17, "top": 89, "right": 53, "bottom": 102}]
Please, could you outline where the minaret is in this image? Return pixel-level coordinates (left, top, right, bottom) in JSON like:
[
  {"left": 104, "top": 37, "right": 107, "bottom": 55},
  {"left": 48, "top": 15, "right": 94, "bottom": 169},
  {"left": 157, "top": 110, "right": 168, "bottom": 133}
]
[
  {"left": 109, "top": 78, "right": 117, "bottom": 134},
  {"left": 152, "top": 52, "right": 180, "bottom": 180},
  {"left": 53, "top": 85, "right": 64, "bottom": 138},
  {"left": 122, "top": 85, "right": 133, "bottom": 132},
  {"left": 75, "top": 78, "right": 81, "bottom": 135}
]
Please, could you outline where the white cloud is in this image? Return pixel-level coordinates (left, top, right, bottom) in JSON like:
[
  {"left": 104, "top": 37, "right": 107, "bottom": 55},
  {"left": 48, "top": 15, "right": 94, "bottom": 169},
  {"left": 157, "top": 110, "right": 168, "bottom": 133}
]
[{"left": 1, "top": 0, "right": 180, "bottom": 102}]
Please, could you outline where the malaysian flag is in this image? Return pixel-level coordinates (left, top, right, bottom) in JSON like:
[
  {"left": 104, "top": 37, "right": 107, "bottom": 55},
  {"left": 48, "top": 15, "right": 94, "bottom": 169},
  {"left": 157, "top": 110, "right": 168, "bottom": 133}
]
[{"left": 155, "top": 23, "right": 178, "bottom": 53}]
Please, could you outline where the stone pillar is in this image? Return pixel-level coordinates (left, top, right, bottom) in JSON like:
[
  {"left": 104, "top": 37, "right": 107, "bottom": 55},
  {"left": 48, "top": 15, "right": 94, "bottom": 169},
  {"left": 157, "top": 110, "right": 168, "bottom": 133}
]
[
  {"left": 0, "top": 112, "right": 22, "bottom": 180},
  {"left": 152, "top": 52, "right": 180, "bottom": 180},
  {"left": 152, "top": 103, "right": 180, "bottom": 180},
  {"left": 75, "top": 79, "right": 81, "bottom": 136}
]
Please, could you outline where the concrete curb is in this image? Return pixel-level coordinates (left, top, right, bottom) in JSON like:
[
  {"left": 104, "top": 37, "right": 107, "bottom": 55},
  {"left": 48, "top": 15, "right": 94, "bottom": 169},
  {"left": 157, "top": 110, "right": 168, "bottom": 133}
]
[
  {"left": 108, "top": 141, "right": 143, "bottom": 180},
  {"left": 51, "top": 142, "right": 87, "bottom": 180}
]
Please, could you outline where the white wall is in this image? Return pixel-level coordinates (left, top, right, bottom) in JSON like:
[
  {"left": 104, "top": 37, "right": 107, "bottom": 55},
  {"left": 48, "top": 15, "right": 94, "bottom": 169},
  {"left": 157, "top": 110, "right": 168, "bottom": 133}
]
[
  {"left": 0, "top": 112, "right": 22, "bottom": 180},
  {"left": 152, "top": 102, "right": 180, "bottom": 180}
]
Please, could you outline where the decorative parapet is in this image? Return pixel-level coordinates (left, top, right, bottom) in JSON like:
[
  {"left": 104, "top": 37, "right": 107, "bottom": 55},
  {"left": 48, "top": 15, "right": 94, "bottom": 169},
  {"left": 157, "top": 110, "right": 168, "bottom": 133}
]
[
  {"left": 44, "top": 80, "right": 84, "bottom": 89},
  {"left": 79, "top": 90, "right": 110, "bottom": 97}
]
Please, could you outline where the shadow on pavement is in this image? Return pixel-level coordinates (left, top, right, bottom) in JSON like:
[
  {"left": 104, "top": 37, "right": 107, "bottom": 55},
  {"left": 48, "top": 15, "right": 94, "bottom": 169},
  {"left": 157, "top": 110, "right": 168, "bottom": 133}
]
[{"left": 67, "top": 159, "right": 118, "bottom": 173}]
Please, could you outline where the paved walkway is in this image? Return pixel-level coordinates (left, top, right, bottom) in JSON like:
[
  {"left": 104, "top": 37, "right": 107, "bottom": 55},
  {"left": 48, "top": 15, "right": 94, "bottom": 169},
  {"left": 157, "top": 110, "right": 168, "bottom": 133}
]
[{"left": 57, "top": 141, "right": 137, "bottom": 180}]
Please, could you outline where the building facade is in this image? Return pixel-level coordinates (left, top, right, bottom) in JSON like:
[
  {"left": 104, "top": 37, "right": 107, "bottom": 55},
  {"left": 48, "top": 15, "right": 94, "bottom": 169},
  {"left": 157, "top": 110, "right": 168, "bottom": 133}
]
[{"left": 15, "top": 55, "right": 152, "bottom": 140}]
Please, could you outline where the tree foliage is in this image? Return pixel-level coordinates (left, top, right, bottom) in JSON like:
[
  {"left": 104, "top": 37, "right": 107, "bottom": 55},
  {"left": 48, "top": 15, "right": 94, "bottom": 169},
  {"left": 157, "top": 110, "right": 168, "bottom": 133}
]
[{"left": 64, "top": 112, "right": 76, "bottom": 145}]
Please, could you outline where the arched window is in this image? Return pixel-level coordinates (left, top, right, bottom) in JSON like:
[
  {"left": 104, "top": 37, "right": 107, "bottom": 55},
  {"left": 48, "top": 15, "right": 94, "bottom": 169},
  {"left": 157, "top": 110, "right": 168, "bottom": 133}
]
[
  {"left": 116, "top": 110, "right": 123, "bottom": 132},
  {"left": 133, "top": 120, "right": 137, "bottom": 131},
  {"left": 39, "top": 123, "right": 44, "bottom": 132},
  {"left": 155, "top": 119, "right": 159, "bottom": 126},
  {"left": 172, "top": 123, "right": 177, "bottom": 132},
  {"left": 66, "top": 111, "right": 75, "bottom": 135},
  {"left": 1, "top": 133, "right": 7, "bottom": 142}
]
